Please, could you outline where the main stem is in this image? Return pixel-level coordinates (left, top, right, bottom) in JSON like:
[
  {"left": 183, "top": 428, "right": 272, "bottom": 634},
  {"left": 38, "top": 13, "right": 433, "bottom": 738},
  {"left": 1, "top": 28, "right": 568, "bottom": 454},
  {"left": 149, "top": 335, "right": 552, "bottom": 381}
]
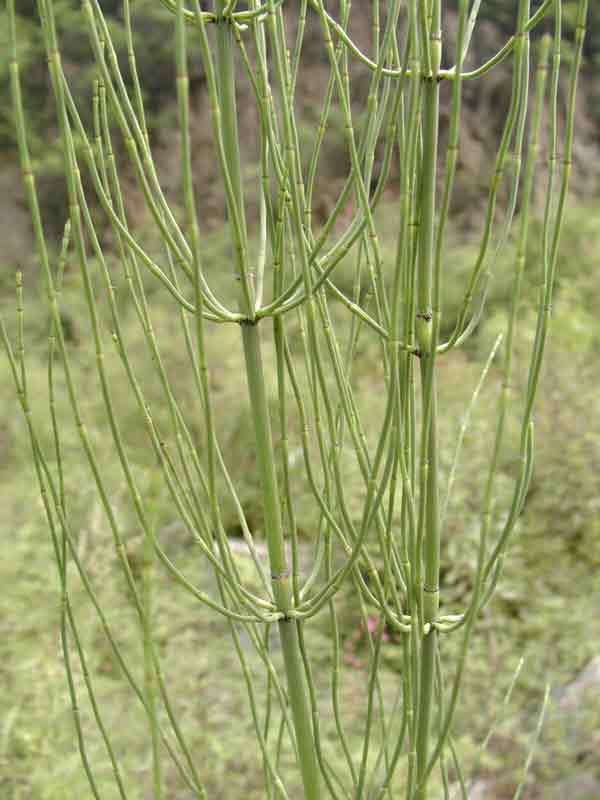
[
  {"left": 414, "top": 6, "right": 441, "bottom": 797},
  {"left": 241, "top": 322, "right": 321, "bottom": 800},
  {"left": 213, "top": 5, "right": 321, "bottom": 797}
]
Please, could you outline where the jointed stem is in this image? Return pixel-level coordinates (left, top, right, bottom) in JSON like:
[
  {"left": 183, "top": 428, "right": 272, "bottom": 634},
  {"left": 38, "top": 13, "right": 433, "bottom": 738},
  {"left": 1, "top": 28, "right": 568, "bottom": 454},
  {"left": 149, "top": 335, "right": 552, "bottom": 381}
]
[
  {"left": 209, "top": 1, "right": 321, "bottom": 794},
  {"left": 241, "top": 322, "right": 321, "bottom": 799},
  {"left": 413, "top": 1, "right": 441, "bottom": 795}
]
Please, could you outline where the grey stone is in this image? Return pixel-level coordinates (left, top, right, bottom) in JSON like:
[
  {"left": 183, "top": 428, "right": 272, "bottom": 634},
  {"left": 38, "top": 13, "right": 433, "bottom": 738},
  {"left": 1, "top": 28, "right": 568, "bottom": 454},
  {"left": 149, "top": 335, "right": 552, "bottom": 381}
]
[
  {"left": 550, "top": 772, "right": 600, "bottom": 800},
  {"left": 555, "top": 657, "right": 600, "bottom": 712}
]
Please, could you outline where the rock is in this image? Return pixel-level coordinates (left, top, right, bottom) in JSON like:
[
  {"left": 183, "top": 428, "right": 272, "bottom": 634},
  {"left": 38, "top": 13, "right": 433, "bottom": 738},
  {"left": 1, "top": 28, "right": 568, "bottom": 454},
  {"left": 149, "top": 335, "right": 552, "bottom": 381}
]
[
  {"left": 468, "top": 779, "right": 497, "bottom": 799},
  {"left": 555, "top": 656, "right": 600, "bottom": 712},
  {"left": 446, "top": 779, "right": 503, "bottom": 799},
  {"left": 550, "top": 772, "right": 600, "bottom": 800}
]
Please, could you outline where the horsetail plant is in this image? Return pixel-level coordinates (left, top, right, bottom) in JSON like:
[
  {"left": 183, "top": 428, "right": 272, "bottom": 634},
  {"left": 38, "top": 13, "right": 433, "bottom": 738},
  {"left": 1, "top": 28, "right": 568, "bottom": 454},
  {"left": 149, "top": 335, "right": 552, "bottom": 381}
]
[{"left": 4, "top": 0, "right": 588, "bottom": 797}]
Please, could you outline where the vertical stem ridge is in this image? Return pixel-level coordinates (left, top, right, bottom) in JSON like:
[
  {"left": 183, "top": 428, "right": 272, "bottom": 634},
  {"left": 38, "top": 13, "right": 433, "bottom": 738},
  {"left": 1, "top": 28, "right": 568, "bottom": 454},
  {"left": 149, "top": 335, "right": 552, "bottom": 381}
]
[
  {"left": 415, "top": 1, "right": 441, "bottom": 796},
  {"left": 241, "top": 322, "right": 321, "bottom": 800}
]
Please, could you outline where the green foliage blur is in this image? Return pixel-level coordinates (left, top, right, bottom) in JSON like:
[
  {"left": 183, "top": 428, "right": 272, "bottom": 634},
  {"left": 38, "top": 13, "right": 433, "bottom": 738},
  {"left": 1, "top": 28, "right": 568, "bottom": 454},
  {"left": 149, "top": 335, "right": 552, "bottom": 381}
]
[
  {"left": 0, "top": 1, "right": 203, "bottom": 151},
  {"left": 3, "top": 1, "right": 600, "bottom": 150}
]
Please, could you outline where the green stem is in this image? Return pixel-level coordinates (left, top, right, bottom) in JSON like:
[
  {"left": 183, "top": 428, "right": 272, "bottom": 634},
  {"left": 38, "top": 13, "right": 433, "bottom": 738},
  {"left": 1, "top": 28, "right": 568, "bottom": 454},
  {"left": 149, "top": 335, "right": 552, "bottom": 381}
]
[
  {"left": 414, "top": 1, "right": 441, "bottom": 796},
  {"left": 211, "top": 9, "right": 319, "bottom": 789},
  {"left": 143, "top": 513, "right": 163, "bottom": 799},
  {"left": 241, "top": 322, "right": 321, "bottom": 799}
]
